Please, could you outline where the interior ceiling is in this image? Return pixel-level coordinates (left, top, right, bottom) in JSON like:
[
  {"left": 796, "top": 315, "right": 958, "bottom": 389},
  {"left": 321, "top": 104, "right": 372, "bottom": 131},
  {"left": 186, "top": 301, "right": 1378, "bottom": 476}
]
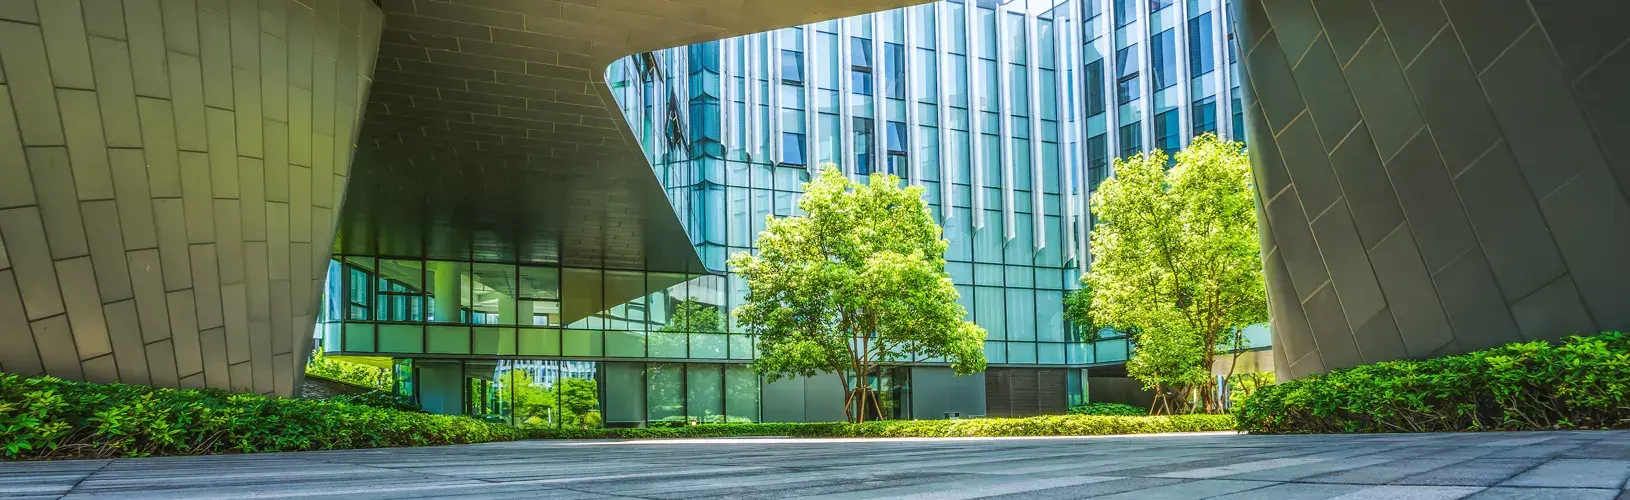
[{"left": 339, "top": 0, "right": 933, "bottom": 272}]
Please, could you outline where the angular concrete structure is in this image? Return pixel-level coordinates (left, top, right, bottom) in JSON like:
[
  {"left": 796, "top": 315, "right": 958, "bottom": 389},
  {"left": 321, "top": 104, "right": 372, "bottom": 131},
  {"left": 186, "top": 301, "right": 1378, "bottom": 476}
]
[
  {"left": 0, "top": 0, "right": 936, "bottom": 397},
  {"left": 0, "top": 0, "right": 382, "bottom": 395},
  {"left": 1237, "top": 0, "right": 1630, "bottom": 378}
]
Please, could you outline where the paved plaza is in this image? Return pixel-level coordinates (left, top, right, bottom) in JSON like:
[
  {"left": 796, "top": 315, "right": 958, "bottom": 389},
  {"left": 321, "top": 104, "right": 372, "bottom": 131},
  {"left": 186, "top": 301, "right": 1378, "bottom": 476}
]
[{"left": 4, "top": 431, "right": 1630, "bottom": 499}]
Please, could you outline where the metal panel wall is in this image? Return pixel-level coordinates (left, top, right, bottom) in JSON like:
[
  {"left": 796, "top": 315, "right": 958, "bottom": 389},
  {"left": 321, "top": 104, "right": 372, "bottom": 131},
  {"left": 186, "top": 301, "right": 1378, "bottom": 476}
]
[
  {"left": 0, "top": 0, "right": 383, "bottom": 396},
  {"left": 1238, "top": 0, "right": 1630, "bottom": 379}
]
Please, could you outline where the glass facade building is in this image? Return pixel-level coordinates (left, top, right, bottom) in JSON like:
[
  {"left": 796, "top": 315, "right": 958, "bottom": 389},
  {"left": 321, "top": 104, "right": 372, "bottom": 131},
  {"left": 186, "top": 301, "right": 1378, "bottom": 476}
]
[{"left": 317, "top": 0, "right": 1260, "bottom": 426}]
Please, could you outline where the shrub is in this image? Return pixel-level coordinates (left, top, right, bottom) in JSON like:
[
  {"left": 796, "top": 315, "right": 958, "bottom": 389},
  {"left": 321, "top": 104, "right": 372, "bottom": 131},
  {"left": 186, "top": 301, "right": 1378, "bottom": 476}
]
[
  {"left": 328, "top": 390, "right": 421, "bottom": 412},
  {"left": 1236, "top": 331, "right": 1630, "bottom": 434},
  {"left": 1068, "top": 402, "right": 1147, "bottom": 416},
  {"left": 528, "top": 423, "right": 841, "bottom": 439},
  {"left": 305, "top": 351, "right": 392, "bottom": 392},
  {"left": 0, "top": 373, "right": 529, "bottom": 460},
  {"left": 794, "top": 414, "right": 1235, "bottom": 438},
  {"left": 524, "top": 415, "right": 1235, "bottom": 439}
]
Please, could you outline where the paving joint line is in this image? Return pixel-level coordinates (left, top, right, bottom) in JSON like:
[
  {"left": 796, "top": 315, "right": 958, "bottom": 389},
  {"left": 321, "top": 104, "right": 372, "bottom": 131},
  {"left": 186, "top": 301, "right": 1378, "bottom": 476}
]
[{"left": 60, "top": 459, "right": 114, "bottom": 495}]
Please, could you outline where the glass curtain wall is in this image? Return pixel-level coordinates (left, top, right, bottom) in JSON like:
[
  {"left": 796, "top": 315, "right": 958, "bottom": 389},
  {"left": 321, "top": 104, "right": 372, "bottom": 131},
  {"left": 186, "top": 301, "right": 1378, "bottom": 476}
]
[{"left": 317, "top": 0, "right": 1257, "bottom": 425}]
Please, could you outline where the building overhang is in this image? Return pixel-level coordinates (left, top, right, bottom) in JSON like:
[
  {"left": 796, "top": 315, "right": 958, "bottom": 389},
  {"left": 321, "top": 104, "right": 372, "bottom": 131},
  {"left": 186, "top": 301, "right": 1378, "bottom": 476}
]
[{"left": 340, "top": 0, "right": 935, "bottom": 272}]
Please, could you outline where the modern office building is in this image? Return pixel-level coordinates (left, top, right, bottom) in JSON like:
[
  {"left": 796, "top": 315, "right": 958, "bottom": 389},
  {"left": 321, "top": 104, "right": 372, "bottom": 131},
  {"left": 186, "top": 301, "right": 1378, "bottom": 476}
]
[
  {"left": 320, "top": 0, "right": 1262, "bottom": 425},
  {"left": 1236, "top": 0, "right": 1630, "bottom": 379},
  {"left": 0, "top": 0, "right": 1272, "bottom": 427}
]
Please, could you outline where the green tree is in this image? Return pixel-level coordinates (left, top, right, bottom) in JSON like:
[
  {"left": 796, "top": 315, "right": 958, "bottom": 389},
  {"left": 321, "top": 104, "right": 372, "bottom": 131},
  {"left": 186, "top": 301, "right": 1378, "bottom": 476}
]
[
  {"left": 495, "top": 369, "right": 554, "bottom": 426},
  {"left": 650, "top": 297, "right": 723, "bottom": 359},
  {"left": 1082, "top": 134, "right": 1267, "bottom": 413},
  {"left": 728, "top": 166, "right": 987, "bottom": 423},
  {"left": 555, "top": 377, "right": 602, "bottom": 429}
]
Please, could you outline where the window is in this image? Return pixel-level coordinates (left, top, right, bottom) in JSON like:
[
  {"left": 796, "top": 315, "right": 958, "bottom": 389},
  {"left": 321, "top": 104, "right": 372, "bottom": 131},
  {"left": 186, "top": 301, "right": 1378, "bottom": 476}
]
[
  {"left": 855, "top": 117, "right": 874, "bottom": 175},
  {"left": 1116, "top": 45, "right": 1140, "bottom": 105},
  {"left": 887, "top": 121, "right": 907, "bottom": 154},
  {"left": 885, "top": 42, "right": 906, "bottom": 99},
  {"left": 1084, "top": 59, "right": 1106, "bottom": 116},
  {"left": 1087, "top": 134, "right": 1109, "bottom": 190},
  {"left": 915, "top": 47, "right": 938, "bottom": 102},
  {"left": 1192, "top": 96, "right": 1217, "bottom": 137},
  {"left": 1082, "top": 0, "right": 1101, "bottom": 20},
  {"left": 1154, "top": 109, "right": 1179, "bottom": 157},
  {"left": 346, "top": 263, "right": 370, "bottom": 321},
  {"left": 851, "top": 37, "right": 873, "bottom": 96},
  {"left": 1117, "top": 76, "right": 1140, "bottom": 105},
  {"left": 781, "top": 49, "right": 804, "bottom": 85},
  {"left": 1115, "top": 0, "right": 1136, "bottom": 27},
  {"left": 1149, "top": 0, "right": 1174, "bottom": 12},
  {"left": 1119, "top": 121, "right": 1142, "bottom": 158},
  {"left": 1151, "top": 29, "right": 1175, "bottom": 90},
  {"left": 1231, "top": 93, "right": 1246, "bottom": 143},
  {"left": 887, "top": 121, "right": 907, "bottom": 175},
  {"left": 1188, "top": 13, "right": 1214, "bottom": 76},
  {"left": 782, "top": 132, "right": 806, "bottom": 166}
]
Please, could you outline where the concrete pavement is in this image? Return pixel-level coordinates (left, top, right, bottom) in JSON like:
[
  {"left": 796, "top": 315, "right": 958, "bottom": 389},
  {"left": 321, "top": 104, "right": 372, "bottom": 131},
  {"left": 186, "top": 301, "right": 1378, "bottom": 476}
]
[{"left": 4, "top": 430, "right": 1630, "bottom": 499}]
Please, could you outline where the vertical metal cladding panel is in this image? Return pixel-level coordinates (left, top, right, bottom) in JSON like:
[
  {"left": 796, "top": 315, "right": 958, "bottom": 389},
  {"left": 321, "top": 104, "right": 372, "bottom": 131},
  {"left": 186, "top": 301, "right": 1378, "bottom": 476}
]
[
  {"left": 936, "top": 1, "right": 954, "bottom": 222},
  {"left": 0, "top": 0, "right": 382, "bottom": 396},
  {"left": 965, "top": 1, "right": 985, "bottom": 228},
  {"left": 1213, "top": 0, "right": 1233, "bottom": 140},
  {"left": 1240, "top": 0, "right": 1630, "bottom": 380},
  {"left": 995, "top": 10, "right": 1015, "bottom": 241}
]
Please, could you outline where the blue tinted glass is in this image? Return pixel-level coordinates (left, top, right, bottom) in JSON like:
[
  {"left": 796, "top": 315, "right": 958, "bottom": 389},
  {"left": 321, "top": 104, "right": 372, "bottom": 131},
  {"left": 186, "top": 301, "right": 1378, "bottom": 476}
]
[
  {"left": 1087, "top": 134, "right": 1109, "bottom": 190},
  {"left": 885, "top": 43, "right": 905, "bottom": 99},
  {"left": 1189, "top": 13, "right": 1214, "bottom": 75},
  {"left": 780, "top": 49, "right": 804, "bottom": 84},
  {"left": 1116, "top": 75, "right": 1139, "bottom": 104},
  {"left": 1119, "top": 122, "right": 1142, "bottom": 158},
  {"left": 855, "top": 117, "right": 874, "bottom": 174},
  {"left": 887, "top": 121, "right": 908, "bottom": 153},
  {"left": 852, "top": 70, "right": 873, "bottom": 95},
  {"left": 1151, "top": 29, "right": 1175, "bottom": 89},
  {"left": 1232, "top": 96, "right": 1246, "bottom": 143},
  {"left": 851, "top": 37, "right": 872, "bottom": 68},
  {"left": 1192, "top": 96, "right": 1217, "bottom": 136},
  {"left": 1155, "top": 109, "right": 1179, "bottom": 155},
  {"left": 1115, "top": 44, "right": 1139, "bottom": 78},
  {"left": 1085, "top": 59, "right": 1106, "bottom": 115},
  {"left": 782, "top": 132, "right": 806, "bottom": 166},
  {"left": 1115, "top": 0, "right": 1136, "bottom": 26}
]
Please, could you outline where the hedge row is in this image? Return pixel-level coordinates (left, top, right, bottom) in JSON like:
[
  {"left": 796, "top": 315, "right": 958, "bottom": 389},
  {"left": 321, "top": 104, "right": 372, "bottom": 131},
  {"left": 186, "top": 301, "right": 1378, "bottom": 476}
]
[
  {"left": 2, "top": 372, "right": 1238, "bottom": 460},
  {"left": 1067, "top": 402, "right": 1148, "bottom": 416},
  {"left": 789, "top": 414, "right": 1235, "bottom": 438},
  {"left": 1236, "top": 331, "right": 1630, "bottom": 434},
  {"left": 528, "top": 423, "right": 843, "bottom": 439},
  {"left": 0, "top": 373, "right": 529, "bottom": 459},
  {"left": 526, "top": 415, "right": 1235, "bottom": 440}
]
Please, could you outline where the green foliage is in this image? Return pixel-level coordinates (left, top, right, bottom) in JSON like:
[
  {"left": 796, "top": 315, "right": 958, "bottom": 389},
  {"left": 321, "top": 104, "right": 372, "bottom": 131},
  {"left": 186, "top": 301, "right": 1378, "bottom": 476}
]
[
  {"left": 658, "top": 297, "right": 724, "bottom": 334},
  {"left": 1062, "top": 285, "right": 1104, "bottom": 342},
  {"left": 305, "top": 350, "right": 392, "bottom": 392},
  {"left": 328, "top": 390, "right": 420, "bottom": 412},
  {"left": 793, "top": 414, "right": 1235, "bottom": 437},
  {"left": 530, "top": 422, "right": 834, "bottom": 439},
  {"left": 493, "top": 371, "right": 602, "bottom": 429},
  {"left": 0, "top": 373, "right": 531, "bottom": 460},
  {"left": 729, "top": 166, "right": 987, "bottom": 422},
  {"left": 1236, "top": 332, "right": 1630, "bottom": 434},
  {"left": 1225, "top": 372, "right": 1274, "bottom": 411},
  {"left": 525, "top": 415, "right": 1235, "bottom": 439},
  {"left": 1084, "top": 135, "right": 1266, "bottom": 413},
  {"left": 1068, "top": 402, "right": 1148, "bottom": 416}
]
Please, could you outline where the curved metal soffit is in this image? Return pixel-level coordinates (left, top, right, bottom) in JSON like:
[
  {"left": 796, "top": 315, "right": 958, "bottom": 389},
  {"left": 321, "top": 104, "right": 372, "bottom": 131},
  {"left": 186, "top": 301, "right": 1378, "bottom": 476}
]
[{"left": 344, "top": 0, "right": 935, "bottom": 273}]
